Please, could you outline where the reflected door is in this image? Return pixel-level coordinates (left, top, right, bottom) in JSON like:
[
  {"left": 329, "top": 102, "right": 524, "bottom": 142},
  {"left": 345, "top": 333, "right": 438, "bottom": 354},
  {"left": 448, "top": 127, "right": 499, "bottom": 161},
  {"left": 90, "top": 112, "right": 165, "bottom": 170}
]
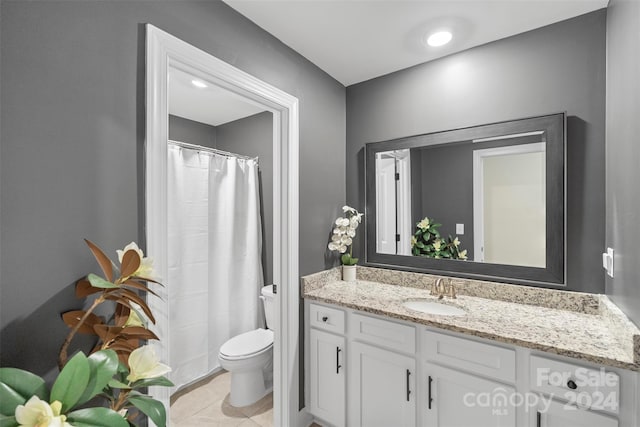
[
  {"left": 376, "top": 154, "right": 397, "bottom": 254},
  {"left": 473, "top": 143, "right": 546, "bottom": 267},
  {"left": 375, "top": 150, "right": 412, "bottom": 255}
]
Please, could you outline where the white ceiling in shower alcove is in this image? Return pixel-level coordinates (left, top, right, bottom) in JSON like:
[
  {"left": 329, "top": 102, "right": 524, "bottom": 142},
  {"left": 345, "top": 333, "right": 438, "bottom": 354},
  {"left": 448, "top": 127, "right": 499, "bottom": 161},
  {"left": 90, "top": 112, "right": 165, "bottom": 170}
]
[
  {"left": 169, "top": 67, "right": 265, "bottom": 126},
  {"left": 223, "top": 0, "right": 609, "bottom": 86}
]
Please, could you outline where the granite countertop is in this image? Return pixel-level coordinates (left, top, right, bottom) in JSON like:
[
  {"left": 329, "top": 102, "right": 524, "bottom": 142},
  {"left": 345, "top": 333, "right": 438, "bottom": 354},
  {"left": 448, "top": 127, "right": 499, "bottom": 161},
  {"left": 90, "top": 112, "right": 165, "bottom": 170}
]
[{"left": 302, "top": 268, "right": 640, "bottom": 372}]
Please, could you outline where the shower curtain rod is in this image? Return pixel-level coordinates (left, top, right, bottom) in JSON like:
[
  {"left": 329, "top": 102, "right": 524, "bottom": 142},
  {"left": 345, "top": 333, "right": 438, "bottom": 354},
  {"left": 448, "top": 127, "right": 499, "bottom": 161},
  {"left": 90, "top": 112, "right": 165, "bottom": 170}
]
[{"left": 168, "top": 140, "right": 257, "bottom": 162}]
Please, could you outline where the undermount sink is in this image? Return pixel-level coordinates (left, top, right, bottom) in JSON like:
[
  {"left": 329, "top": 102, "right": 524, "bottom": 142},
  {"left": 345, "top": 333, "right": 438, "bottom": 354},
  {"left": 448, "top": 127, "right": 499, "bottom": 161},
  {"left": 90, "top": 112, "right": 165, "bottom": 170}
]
[{"left": 403, "top": 300, "right": 466, "bottom": 316}]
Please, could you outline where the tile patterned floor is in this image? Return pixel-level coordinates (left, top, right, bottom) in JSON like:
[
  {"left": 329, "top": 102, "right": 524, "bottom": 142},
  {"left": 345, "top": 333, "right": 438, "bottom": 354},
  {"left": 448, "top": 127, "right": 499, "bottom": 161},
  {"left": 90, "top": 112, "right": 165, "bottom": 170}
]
[
  {"left": 170, "top": 371, "right": 273, "bottom": 426},
  {"left": 169, "top": 370, "right": 324, "bottom": 426}
]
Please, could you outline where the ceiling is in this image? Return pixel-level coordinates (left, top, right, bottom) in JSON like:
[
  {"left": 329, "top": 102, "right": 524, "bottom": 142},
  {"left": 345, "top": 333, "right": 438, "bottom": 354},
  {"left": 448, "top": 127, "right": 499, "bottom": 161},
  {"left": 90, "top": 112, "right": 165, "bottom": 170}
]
[
  {"left": 223, "top": 0, "right": 609, "bottom": 86},
  {"left": 169, "top": 66, "right": 265, "bottom": 127}
]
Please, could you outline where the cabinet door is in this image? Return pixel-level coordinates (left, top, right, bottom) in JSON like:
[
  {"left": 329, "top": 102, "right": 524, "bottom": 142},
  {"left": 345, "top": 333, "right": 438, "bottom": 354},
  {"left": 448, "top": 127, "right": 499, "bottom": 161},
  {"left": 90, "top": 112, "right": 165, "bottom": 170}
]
[
  {"left": 350, "top": 341, "right": 416, "bottom": 427},
  {"left": 535, "top": 399, "right": 618, "bottom": 427},
  {"left": 423, "top": 364, "right": 516, "bottom": 427},
  {"left": 309, "top": 328, "right": 345, "bottom": 427}
]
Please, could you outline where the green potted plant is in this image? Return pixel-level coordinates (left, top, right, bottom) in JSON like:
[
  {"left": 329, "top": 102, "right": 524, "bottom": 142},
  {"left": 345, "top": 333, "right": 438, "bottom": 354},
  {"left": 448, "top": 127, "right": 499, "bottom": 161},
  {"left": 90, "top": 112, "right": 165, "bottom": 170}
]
[
  {"left": 411, "top": 216, "right": 468, "bottom": 260},
  {"left": 0, "top": 240, "right": 173, "bottom": 427},
  {"left": 328, "top": 205, "right": 363, "bottom": 281}
]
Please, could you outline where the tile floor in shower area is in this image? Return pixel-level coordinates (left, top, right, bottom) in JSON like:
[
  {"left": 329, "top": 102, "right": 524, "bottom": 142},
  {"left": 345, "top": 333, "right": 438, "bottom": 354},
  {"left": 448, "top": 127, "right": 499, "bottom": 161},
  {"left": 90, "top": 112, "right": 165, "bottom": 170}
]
[{"left": 170, "top": 370, "right": 324, "bottom": 426}]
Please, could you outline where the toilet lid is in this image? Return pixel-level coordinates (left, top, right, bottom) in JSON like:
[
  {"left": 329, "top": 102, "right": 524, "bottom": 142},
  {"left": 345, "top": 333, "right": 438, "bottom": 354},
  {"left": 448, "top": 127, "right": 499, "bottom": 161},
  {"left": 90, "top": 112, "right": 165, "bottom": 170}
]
[{"left": 220, "top": 328, "right": 274, "bottom": 358}]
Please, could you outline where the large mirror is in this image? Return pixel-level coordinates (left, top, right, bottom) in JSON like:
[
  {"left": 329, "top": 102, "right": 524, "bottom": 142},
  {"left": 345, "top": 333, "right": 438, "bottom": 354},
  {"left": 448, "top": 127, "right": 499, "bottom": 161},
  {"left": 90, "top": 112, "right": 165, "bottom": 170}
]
[{"left": 365, "top": 113, "right": 565, "bottom": 285}]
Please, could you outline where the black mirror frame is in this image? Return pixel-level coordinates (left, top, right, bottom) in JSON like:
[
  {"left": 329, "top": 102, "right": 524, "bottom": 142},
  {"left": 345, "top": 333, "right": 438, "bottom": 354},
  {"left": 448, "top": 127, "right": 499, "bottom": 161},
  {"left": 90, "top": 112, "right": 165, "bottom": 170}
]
[{"left": 364, "top": 112, "right": 566, "bottom": 286}]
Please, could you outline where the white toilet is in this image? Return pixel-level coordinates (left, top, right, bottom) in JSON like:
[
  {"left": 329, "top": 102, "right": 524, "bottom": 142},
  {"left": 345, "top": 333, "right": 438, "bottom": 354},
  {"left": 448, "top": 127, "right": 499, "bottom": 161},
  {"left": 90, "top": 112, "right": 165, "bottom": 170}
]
[{"left": 218, "top": 284, "right": 275, "bottom": 407}]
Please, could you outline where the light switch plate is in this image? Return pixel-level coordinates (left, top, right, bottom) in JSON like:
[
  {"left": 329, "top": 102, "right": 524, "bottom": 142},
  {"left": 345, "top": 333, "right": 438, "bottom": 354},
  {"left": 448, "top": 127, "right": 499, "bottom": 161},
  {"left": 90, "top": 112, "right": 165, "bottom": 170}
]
[
  {"left": 602, "top": 247, "right": 614, "bottom": 277},
  {"left": 456, "top": 223, "right": 464, "bottom": 235}
]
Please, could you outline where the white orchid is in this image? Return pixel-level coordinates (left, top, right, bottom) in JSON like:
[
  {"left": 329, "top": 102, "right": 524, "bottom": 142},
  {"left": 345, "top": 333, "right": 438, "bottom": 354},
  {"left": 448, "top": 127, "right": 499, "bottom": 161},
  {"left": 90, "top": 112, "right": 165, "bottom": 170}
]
[
  {"left": 127, "top": 345, "right": 171, "bottom": 383},
  {"left": 328, "top": 205, "right": 363, "bottom": 266},
  {"left": 453, "top": 237, "right": 460, "bottom": 247},
  {"left": 328, "top": 242, "right": 347, "bottom": 252},
  {"left": 335, "top": 217, "right": 350, "bottom": 227},
  {"left": 15, "top": 396, "right": 71, "bottom": 427},
  {"left": 459, "top": 249, "right": 468, "bottom": 260},
  {"left": 116, "top": 242, "right": 158, "bottom": 281}
]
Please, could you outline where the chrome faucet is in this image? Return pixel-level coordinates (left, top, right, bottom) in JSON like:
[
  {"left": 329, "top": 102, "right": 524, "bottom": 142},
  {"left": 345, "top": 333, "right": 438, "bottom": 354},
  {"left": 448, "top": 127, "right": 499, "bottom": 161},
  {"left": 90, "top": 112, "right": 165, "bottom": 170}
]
[{"left": 431, "top": 277, "right": 456, "bottom": 299}]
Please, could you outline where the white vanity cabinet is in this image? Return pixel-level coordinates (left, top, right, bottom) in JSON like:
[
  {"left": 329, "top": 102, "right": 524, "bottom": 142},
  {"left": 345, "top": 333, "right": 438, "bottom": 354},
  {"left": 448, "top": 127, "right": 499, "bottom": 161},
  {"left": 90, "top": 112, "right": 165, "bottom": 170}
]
[
  {"left": 309, "top": 329, "right": 346, "bottom": 427},
  {"left": 534, "top": 400, "right": 618, "bottom": 427},
  {"left": 348, "top": 313, "right": 417, "bottom": 427},
  {"left": 305, "top": 300, "right": 639, "bottom": 427},
  {"left": 350, "top": 342, "right": 416, "bottom": 427},
  {"left": 423, "top": 364, "right": 516, "bottom": 427},
  {"left": 528, "top": 354, "right": 625, "bottom": 427},
  {"left": 308, "top": 304, "right": 346, "bottom": 427},
  {"left": 422, "top": 330, "right": 517, "bottom": 427}
]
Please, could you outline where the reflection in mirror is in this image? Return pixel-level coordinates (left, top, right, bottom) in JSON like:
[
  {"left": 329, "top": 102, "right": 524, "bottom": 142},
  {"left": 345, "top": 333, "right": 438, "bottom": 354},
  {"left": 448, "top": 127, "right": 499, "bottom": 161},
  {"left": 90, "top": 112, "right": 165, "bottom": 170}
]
[
  {"left": 375, "top": 149, "right": 412, "bottom": 255},
  {"left": 473, "top": 142, "right": 545, "bottom": 267},
  {"left": 366, "top": 113, "right": 565, "bottom": 285}
]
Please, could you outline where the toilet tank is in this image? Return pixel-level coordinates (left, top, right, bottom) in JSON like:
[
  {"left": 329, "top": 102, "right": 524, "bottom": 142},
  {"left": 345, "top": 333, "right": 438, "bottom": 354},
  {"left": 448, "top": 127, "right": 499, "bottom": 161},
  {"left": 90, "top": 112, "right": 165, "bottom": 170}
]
[{"left": 261, "top": 285, "right": 275, "bottom": 330}]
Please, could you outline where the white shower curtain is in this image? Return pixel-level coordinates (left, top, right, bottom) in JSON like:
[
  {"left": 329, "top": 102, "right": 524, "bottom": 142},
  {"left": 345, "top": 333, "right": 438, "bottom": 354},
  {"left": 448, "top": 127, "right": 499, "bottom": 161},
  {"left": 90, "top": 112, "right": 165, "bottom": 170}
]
[{"left": 167, "top": 143, "right": 264, "bottom": 392}]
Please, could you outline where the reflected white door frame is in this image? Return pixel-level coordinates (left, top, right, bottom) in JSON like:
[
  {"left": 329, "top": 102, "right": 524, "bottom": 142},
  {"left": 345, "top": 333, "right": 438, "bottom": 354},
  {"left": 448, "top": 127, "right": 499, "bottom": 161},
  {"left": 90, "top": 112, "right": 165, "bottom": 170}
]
[
  {"left": 473, "top": 142, "right": 545, "bottom": 264},
  {"left": 145, "top": 24, "right": 299, "bottom": 426},
  {"left": 375, "top": 150, "right": 412, "bottom": 255},
  {"left": 375, "top": 153, "right": 396, "bottom": 254}
]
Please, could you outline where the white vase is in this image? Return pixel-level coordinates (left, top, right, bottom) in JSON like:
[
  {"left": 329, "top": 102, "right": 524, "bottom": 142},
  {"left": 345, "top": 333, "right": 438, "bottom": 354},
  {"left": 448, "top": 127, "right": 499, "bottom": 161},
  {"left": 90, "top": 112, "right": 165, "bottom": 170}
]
[{"left": 342, "top": 265, "right": 357, "bottom": 282}]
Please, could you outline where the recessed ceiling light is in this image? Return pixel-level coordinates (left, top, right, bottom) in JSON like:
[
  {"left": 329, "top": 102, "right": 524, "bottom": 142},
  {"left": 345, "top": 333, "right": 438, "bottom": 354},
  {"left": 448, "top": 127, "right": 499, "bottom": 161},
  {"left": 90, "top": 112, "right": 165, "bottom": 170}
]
[
  {"left": 191, "top": 79, "right": 207, "bottom": 88},
  {"left": 426, "top": 31, "right": 452, "bottom": 47}
]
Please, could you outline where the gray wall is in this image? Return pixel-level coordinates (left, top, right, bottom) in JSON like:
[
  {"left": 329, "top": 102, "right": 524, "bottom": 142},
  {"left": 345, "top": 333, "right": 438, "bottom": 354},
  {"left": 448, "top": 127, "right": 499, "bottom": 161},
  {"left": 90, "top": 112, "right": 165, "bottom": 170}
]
[
  {"left": 169, "top": 115, "right": 217, "bottom": 148},
  {"left": 413, "top": 143, "right": 474, "bottom": 259},
  {"left": 347, "top": 10, "right": 607, "bottom": 293},
  {"left": 0, "top": 0, "right": 345, "bottom": 377},
  {"left": 217, "top": 112, "right": 274, "bottom": 286},
  {"left": 605, "top": 0, "right": 640, "bottom": 325}
]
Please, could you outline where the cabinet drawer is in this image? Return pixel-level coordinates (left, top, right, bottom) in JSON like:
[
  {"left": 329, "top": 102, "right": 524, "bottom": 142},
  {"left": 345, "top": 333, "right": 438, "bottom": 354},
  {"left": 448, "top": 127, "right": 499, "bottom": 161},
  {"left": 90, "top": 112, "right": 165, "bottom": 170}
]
[
  {"left": 423, "top": 330, "right": 516, "bottom": 383},
  {"left": 309, "top": 303, "right": 345, "bottom": 334},
  {"left": 530, "top": 355, "right": 620, "bottom": 414},
  {"left": 536, "top": 399, "right": 618, "bottom": 427},
  {"left": 351, "top": 313, "right": 415, "bottom": 354}
]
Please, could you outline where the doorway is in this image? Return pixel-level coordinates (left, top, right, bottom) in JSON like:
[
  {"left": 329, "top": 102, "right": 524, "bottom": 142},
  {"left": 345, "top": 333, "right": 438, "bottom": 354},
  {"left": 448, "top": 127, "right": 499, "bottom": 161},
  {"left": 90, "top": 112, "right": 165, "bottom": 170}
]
[{"left": 145, "top": 24, "right": 300, "bottom": 426}]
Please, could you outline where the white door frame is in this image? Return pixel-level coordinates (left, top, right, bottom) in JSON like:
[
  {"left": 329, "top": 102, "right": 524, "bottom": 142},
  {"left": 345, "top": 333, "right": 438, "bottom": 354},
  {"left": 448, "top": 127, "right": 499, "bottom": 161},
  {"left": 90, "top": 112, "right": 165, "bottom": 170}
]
[
  {"left": 473, "top": 142, "right": 545, "bottom": 263},
  {"left": 145, "top": 24, "right": 299, "bottom": 426}
]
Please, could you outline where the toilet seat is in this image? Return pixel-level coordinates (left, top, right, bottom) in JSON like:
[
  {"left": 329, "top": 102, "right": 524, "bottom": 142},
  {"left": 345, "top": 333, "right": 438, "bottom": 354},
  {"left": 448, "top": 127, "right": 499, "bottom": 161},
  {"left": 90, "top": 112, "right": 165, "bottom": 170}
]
[{"left": 219, "top": 328, "right": 274, "bottom": 360}]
